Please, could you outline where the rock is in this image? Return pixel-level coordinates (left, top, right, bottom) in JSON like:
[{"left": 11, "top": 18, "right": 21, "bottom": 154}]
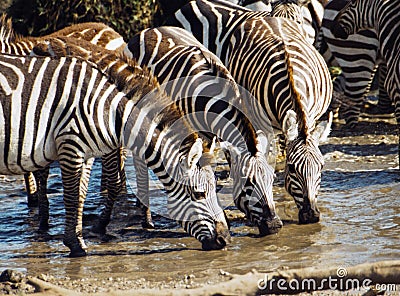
[{"left": 0, "top": 269, "right": 24, "bottom": 283}]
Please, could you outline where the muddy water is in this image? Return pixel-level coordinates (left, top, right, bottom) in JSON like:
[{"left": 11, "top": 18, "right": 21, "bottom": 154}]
[{"left": 0, "top": 118, "right": 399, "bottom": 292}]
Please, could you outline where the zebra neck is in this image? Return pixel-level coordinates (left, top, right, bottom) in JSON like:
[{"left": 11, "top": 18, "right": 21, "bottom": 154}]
[{"left": 121, "top": 92, "right": 196, "bottom": 183}]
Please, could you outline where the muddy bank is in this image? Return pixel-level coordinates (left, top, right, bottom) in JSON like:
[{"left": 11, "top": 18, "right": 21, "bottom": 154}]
[{"left": 2, "top": 260, "right": 400, "bottom": 295}]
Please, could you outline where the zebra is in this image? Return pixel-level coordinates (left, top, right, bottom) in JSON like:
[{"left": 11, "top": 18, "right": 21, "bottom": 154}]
[
  {"left": 0, "top": 14, "right": 126, "bottom": 220},
  {"left": 27, "top": 34, "right": 281, "bottom": 236},
  {"left": 331, "top": 0, "right": 400, "bottom": 164},
  {"left": 123, "top": 26, "right": 282, "bottom": 235},
  {"left": 0, "top": 15, "right": 127, "bottom": 228},
  {"left": 164, "top": 0, "right": 333, "bottom": 224},
  {"left": 0, "top": 53, "right": 230, "bottom": 256},
  {"left": 319, "top": 0, "right": 392, "bottom": 126}
]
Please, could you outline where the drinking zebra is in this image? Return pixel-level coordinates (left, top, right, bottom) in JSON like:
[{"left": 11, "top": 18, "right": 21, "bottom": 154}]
[
  {"left": 0, "top": 15, "right": 127, "bottom": 220},
  {"left": 0, "top": 53, "right": 230, "bottom": 256},
  {"left": 123, "top": 26, "right": 282, "bottom": 235},
  {"left": 164, "top": 0, "right": 333, "bottom": 224},
  {"left": 331, "top": 0, "right": 400, "bottom": 164},
  {"left": 27, "top": 33, "right": 282, "bottom": 236},
  {"left": 319, "top": 0, "right": 392, "bottom": 126}
]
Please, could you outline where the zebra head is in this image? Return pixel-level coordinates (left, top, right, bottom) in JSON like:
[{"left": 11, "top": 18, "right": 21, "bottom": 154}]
[
  {"left": 173, "top": 138, "right": 231, "bottom": 250},
  {"left": 222, "top": 131, "right": 282, "bottom": 236},
  {"left": 283, "top": 110, "right": 332, "bottom": 224},
  {"left": 331, "top": 0, "right": 373, "bottom": 40}
]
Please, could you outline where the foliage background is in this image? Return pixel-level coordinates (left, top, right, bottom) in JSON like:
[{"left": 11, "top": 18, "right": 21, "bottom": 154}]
[{"left": 4, "top": 0, "right": 162, "bottom": 40}]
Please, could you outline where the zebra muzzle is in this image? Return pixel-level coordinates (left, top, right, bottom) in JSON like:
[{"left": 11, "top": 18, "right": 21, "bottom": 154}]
[
  {"left": 298, "top": 204, "right": 320, "bottom": 224},
  {"left": 201, "top": 221, "right": 231, "bottom": 251},
  {"left": 258, "top": 216, "right": 283, "bottom": 236}
]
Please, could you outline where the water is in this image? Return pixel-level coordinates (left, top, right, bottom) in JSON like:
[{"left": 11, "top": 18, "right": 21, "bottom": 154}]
[{"left": 0, "top": 118, "right": 399, "bottom": 291}]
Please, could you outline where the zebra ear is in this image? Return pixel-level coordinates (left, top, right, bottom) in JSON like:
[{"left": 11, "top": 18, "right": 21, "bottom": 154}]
[
  {"left": 186, "top": 138, "right": 204, "bottom": 170},
  {"left": 209, "top": 136, "right": 217, "bottom": 154},
  {"left": 312, "top": 112, "right": 333, "bottom": 144},
  {"left": 282, "top": 110, "right": 299, "bottom": 142},
  {"left": 256, "top": 130, "right": 269, "bottom": 154}
]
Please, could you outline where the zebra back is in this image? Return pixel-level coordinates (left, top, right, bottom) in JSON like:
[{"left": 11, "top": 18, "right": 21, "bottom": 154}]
[
  {"left": 165, "top": 0, "right": 269, "bottom": 63},
  {"left": 0, "top": 14, "right": 125, "bottom": 55}
]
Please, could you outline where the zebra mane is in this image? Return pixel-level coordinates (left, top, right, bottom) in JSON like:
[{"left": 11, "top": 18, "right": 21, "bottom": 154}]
[
  {"left": 284, "top": 47, "right": 309, "bottom": 137},
  {"left": 0, "top": 14, "right": 19, "bottom": 43},
  {"left": 270, "top": 2, "right": 304, "bottom": 24}
]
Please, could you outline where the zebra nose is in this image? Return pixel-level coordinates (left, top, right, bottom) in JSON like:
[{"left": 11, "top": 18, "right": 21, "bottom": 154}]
[
  {"left": 298, "top": 204, "right": 320, "bottom": 224},
  {"left": 201, "top": 221, "right": 231, "bottom": 251},
  {"left": 258, "top": 216, "right": 283, "bottom": 236}
]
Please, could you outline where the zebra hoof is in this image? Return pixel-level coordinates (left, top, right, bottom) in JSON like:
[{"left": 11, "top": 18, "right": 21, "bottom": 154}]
[
  {"left": 91, "top": 223, "right": 107, "bottom": 235},
  {"left": 298, "top": 209, "right": 320, "bottom": 224},
  {"left": 141, "top": 220, "right": 155, "bottom": 229},
  {"left": 27, "top": 193, "right": 39, "bottom": 207},
  {"left": 39, "top": 220, "right": 49, "bottom": 232},
  {"left": 258, "top": 216, "right": 283, "bottom": 236},
  {"left": 68, "top": 247, "right": 87, "bottom": 257}
]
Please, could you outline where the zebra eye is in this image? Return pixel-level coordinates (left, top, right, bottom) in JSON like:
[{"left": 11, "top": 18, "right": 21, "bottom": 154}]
[
  {"left": 191, "top": 191, "right": 206, "bottom": 201},
  {"left": 287, "top": 163, "right": 296, "bottom": 174}
]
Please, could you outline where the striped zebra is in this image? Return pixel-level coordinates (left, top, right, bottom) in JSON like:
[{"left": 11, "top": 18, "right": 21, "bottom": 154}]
[
  {"left": 331, "top": 0, "right": 400, "bottom": 164},
  {"left": 319, "top": 0, "right": 392, "bottom": 126},
  {"left": 0, "top": 53, "right": 230, "bottom": 256},
  {"left": 27, "top": 34, "right": 280, "bottom": 236},
  {"left": 0, "top": 15, "right": 127, "bottom": 228},
  {"left": 164, "top": 0, "right": 333, "bottom": 224},
  {"left": 124, "top": 26, "right": 282, "bottom": 235}
]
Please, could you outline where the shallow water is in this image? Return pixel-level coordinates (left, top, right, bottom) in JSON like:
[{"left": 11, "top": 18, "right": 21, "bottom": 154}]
[{"left": 0, "top": 118, "right": 399, "bottom": 291}]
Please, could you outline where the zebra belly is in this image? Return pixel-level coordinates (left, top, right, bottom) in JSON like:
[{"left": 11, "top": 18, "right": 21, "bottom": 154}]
[{"left": 0, "top": 122, "right": 56, "bottom": 175}]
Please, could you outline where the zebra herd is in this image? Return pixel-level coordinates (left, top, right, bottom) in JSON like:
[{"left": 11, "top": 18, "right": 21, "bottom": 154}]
[{"left": 0, "top": 0, "right": 398, "bottom": 257}]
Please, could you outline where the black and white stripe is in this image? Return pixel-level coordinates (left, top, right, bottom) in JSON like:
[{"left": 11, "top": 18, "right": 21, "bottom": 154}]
[
  {"left": 318, "top": 0, "right": 392, "bottom": 125},
  {"left": 0, "top": 53, "right": 230, "bottom": 256},
  {"left": 0, "top": 16, "right": 127, "bottom": 227},
  {"left": 165, "top": 0, "right": 333, "bottom": 224},
  {"left": 331, "top": 0, "right": 400, "bottom": 164},
  {"left": 124, "top": 26, "right": 282, "bottom": 235}
]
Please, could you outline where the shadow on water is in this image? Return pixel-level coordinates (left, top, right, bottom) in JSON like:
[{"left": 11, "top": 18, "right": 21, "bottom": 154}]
[
  {"left": 322, "top": 170, "right": 400, "bottom": 190},
  {"left": 320, "top": 143, "right": 398, "bottom": 156}
]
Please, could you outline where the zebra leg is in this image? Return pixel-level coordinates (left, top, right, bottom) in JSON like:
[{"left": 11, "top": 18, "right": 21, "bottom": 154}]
[
  {"left": 375, "top": 65, "right": 394, "bottom": 113},
  {"left": 60, "top": 157, "right": 93, "bottom": 257},
  {"left": 24, "top": 172, "right": 39, "bottom": 207},
  {"left": 92, "top": 150, "right": 124, "bottom": 235},
  {"left": 100, "top": 157, "right": 108, "bottom": 193},
  {"left": 118, "top": 147, "right": 127, "bottom": 195},
  {"left": 100, "top": 147, "right": 127, "bottom": 194},
  {"left": 133, "top": 156, "right": 154, "bottom": 229},
  {"left": 34, "top": 168, "right": 50, "bottom": 231}
]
